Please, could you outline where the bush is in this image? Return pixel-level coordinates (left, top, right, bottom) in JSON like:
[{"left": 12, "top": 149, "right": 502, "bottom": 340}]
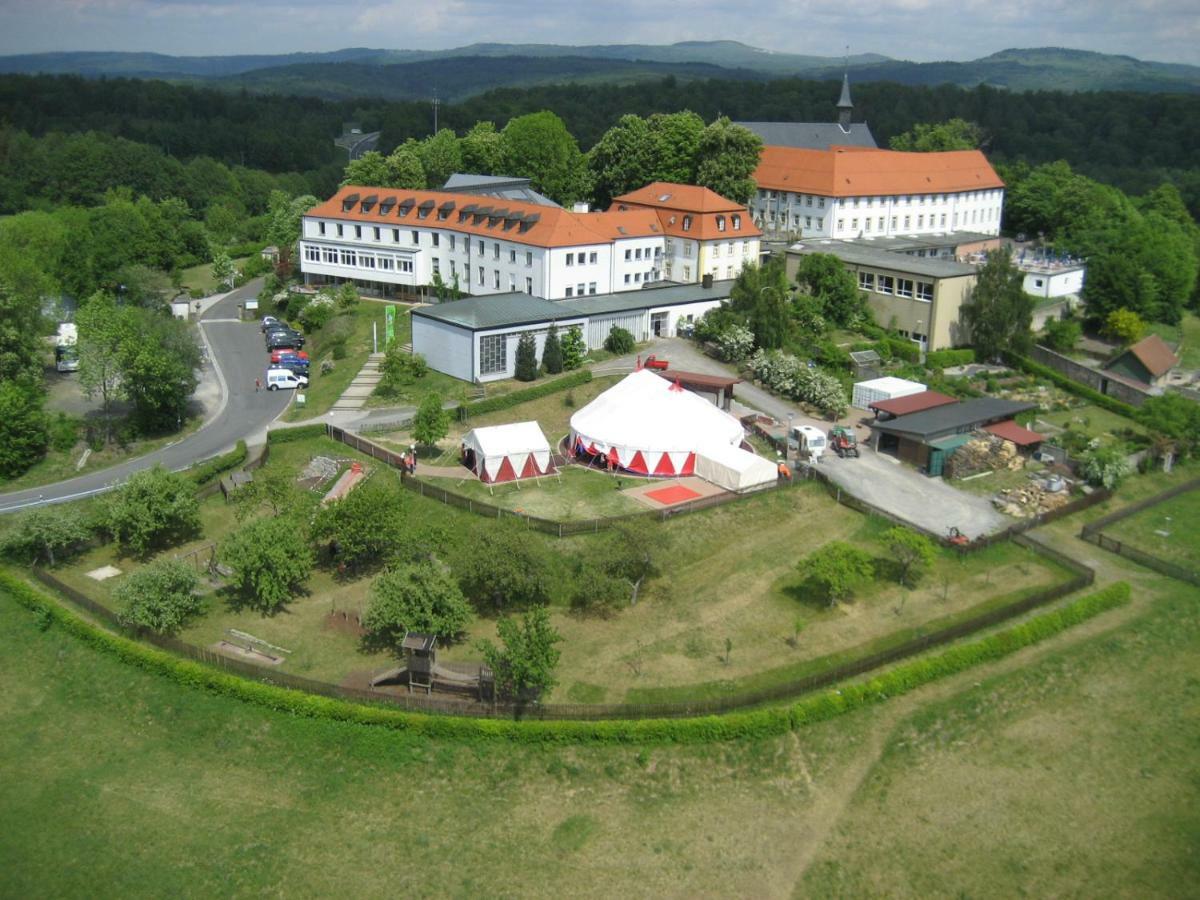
[
  {"left": 267, "top": 423, "right": 327, "bottom": 444},
  {"left": 1041, "top": 318, "right": 1082, "bottom": 353},
  {"left": 458, "top": 370, "right": 592, "bottom": 421},
  {"left": 331, "top": 340, "right": 348, "bottom": 361},
  {"left": 882, "top": 336, "right": 921, "bottom": 363},
  {"left": 114, "top": 559, "right": 203, "bottom": 635},
  {"left": 298, "top": 293, "right": 336, "bottom": 332},
  {"left": 1080, "top": 446, "right": 1133, "bottom": 489},
  {"left": 747, "top": 350, "right": 847, "bottom": 418},
  {"left": 188, "top": 440, "right": 248, "bottom": 487},
  {"left": 715, "top": 325, "right": 755, "bottom": 362},
  {"left": 561, "top": 326, "right": 586, "bottom": 371},
  {"left": 47, "top": 412, "right": 82, "bottom": 453},
  {"left": 104, "top": 466, "right": 201, "bottom": 557},
  {"left": 604, "top": 326, "right": 635, "bottom": 355},
  {"left": 924, "top": 348, "right": 975, "bottom": 369},
  {"left": 515, "top": 331, "right": 539, "bottom": 382}
]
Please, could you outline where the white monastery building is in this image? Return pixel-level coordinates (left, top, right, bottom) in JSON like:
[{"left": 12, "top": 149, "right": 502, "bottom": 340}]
[
  {"left": 300, "top": 182, "right": 758, "bottom": 301},
  {"left": 750, "top": 145, "right": 1005, "bottom": 242}
]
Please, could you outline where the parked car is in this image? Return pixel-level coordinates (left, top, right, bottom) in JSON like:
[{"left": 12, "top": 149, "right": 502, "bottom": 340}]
[
  {"left": 273, "top": 356, "right": 310, "bottom": 376},
  {"left": 270, "top": 349, "right": 309, "bottom": 364},
  {"left": 265, "top": 367, "right": 309, "bottom": 391},
  {"left": 266, "top": 332, "right": 305, "bottom": 351},
  {"left": 260, "top": 315, "right": 281, "bottom": 333},
  {"left": 264, "top": 324, "right": 301, "bottom": 340}
]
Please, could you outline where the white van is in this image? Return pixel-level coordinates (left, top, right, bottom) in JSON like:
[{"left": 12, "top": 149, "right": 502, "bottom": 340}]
[
  {"left": 791, "top": 424, "right": 827, "bottom": 462},
  {"left": 266, "top": 367, "right": 309, "bottom": 391}
]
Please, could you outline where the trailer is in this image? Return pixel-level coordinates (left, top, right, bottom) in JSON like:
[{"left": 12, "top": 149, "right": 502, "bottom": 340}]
[{"left": 55, "top": 323, "right": 79, "bottom": 372}]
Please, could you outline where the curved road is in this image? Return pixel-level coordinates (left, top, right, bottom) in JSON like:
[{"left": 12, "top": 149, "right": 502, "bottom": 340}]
[{"left": 0, "top": 281, "right": 290, "bottom": 515}]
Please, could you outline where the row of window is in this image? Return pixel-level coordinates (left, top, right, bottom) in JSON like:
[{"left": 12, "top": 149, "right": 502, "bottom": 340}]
[
  {"left": 566, "top": 251, "right": 599, "bottom": 267},
  {"left": 760, "top": 190, "right": 999, "bottom": 208},
  {"left": 564, "top": 283, "right": 598, "bottom": 297},
  {"left": 622, "top": 246, "right": 660, "bottom": 262},
  {"left": 759, "top": 190, "right": 827, "bottom": 209},
  {"left": 836, "top": 206, "right": 998, "bottom": 234},
  {"left": 304, "top": 245, "right": 414, "bottom": 273},
  {"left": 858, "top": 271, "right": 934, "bottom": 301},
  {"left": 623, "top": 271, "right": 658, "bottom": 285}
]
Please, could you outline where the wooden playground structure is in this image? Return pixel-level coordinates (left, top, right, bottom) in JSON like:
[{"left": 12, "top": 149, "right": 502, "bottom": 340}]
[{"left": 369, "top": 633, "right": 494, "bottom": 701}]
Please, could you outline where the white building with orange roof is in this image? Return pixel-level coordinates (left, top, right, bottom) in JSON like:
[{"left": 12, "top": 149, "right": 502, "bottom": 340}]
[
  {"left": 299, "top": 184, "right": 671, "bottom": 301},
  {"left": 610, "top": 182, "right": 763, "bottom": 285},
  {"left": 750, "top": 146, "right": 1005, "bottom": 242}
]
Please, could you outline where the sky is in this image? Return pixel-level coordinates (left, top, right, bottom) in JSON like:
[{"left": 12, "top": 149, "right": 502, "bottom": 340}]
[{"left": 0, "top": 0, "right": 1197, "bottom": 66}]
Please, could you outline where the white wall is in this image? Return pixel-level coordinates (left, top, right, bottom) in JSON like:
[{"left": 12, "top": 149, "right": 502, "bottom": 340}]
[
  {"left": 411, "top": 316, "right": 474, "bottom": 381},
  {"left": 1023, "top": 267, "right": 1085, "bottom": 299},
  {"left": 755, "top": 188, "right": 1004, "bottom": 240}
]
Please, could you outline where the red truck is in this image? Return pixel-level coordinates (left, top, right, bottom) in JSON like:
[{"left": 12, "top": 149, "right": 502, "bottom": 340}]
[{"left": 643, "top": 355, "right": 669, "bottom": 370}]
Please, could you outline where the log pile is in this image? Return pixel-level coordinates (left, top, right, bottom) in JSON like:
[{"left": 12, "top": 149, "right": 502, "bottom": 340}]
[
  {"left": 945, "top": 435, "right": 1024, "bottom": 479},
  {"left": 992, "top": 482, "right": 1072, "bottom": 518}
]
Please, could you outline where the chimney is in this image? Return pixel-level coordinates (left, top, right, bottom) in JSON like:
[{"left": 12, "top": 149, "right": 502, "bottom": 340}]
[{"left": 702, "top": 273, "right": 714, "bottom": 289}]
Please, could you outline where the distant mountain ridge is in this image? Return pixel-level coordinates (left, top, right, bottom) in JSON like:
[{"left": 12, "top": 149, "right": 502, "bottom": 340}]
[{"left": 0, "top": 42, "right": 1197, "bottom": 97}]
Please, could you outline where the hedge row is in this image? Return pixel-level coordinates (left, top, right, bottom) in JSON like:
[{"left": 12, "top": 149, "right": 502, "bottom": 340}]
[
  {"left": 188, "top": 441, "right": 247, "bottom": 487},
  {"left": 1003, "top": 351, "right": 1138, "bottom": 419},
  {"left": 457, "top": 370, "right": 592, "bottom": 421},
  {"left": 0, "top": 568, "right": 1130, "bottom": 744},
  {"left": 925, "top": 348, "right": 975, "bottom": 369},
  {"left": 267, "top": 423, "right": 328, "bottom": 444},
  {"left": 882, "top": 337, "right": 921, "bottom": 363}
]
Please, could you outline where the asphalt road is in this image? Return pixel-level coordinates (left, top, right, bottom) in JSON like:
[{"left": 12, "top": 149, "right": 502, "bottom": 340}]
[{"left": 0, "top": 281, "right": 290, "bottom": 515}]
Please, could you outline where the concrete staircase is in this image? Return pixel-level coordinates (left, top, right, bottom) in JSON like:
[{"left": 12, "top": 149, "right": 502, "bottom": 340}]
[{"left": 331, "top": 353, "right": 385, "bottom": 412}]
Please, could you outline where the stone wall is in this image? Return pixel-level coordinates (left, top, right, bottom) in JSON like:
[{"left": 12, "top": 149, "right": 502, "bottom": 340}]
[{"left": 1029, "top": 345, "right": 1154, "bottom": 408}]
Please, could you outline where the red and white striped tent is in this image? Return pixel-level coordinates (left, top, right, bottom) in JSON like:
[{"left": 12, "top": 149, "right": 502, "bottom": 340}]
[
  {"left": 569, "top": 370, "right": 776, "bottom": 491},
  {"left": 461, "top": 421, "right": 554, "bottom": 484}
]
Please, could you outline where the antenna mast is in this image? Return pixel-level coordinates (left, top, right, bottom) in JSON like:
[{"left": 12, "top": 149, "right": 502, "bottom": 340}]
[{"left": 432, "top": 89, "right": 440, "bottom": 135}]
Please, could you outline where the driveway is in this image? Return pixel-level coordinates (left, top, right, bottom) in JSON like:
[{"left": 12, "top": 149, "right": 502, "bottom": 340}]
[
  {"left": 0, "top": 280, "right": 290, "bottom": 514},
  {"left": 600, "top": 337, "right": 1007, "bottom": 539}
]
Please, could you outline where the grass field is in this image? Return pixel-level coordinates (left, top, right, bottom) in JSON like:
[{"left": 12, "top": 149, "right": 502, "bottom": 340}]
[
  {"left": 417, "top": 466, "right": 653, "bottom": 519},
  {"left": 1102, "top": 485, "right": 1200, "bottom": 573},
  {"left": 1, "top": 560, "right": 1195, "bottom": 895},
  {"left": 1024, "top": 402, "right": 1147, "bottom": 449},
  {"left": 179, "top": 256, "right": 251, "bottom": 296},
  {"left": 1148, "top": 311, "right": 1200, "bottom": 369}
]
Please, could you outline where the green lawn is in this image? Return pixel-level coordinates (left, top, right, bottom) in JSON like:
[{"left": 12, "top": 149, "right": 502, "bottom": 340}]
[
  {"left": 2, "top": 566, "right": 1196, "bottom": 896},
  {"left": 415, "top": 465, "right": 653, "bottom": 520},
  {"left": 1021, "top": 402, "right": 1146, "bottom": 450},
  {"left": 1103, "top": 486, "right": 1200, "bottom": 574},
  {"left": 285, "top": 300, "right": 393, "bottom": 421},
  {"left": 179, "top": 256, "right": 251, "bottom": 296}
]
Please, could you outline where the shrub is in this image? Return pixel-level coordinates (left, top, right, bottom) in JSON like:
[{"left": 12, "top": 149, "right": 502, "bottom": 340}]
[
  {"left": 924, "top": 348, "right": 975, "bottom": 369},
  {"left": 542, "top": 324, "right": 564, "bottom": 374},
  {"left": 604, "top": 326, "right": 635, "bottom": 355},
  {"left": 515, "top": 331, "right": 539, "bottom": 382},
  {"left": 457, "top": 371, "right": 591, "bottom": 420},
  {"left": 560, "top": 326, "right": 586, "bottom": 371},
  {"left": 1041, "top": 318, "right": 1082, "bottom": 353},
  {"left": 267, "top": 423, "right": 327, "bottom": 444},
  {"left": 797, "top": 542, "right": 875, "bottom": 606},
  {"left": 883, "top": 336, "right": 921, "bottom": 363},
  {"left": 1080, "top": 446, "right": 1133, "bottom": 489},
  {"left": 1101, "top": 308, "right": 1146, "bottom": 346},
  {"left": 715, "top": 324, "right": 755, "bottom": 362},
  {"left": 189, "top": 440, "right": 247, "bottom": 487},
  {"left": 298, "top": 293, "right": 336, "bottom": 332},
  {"left": 747, "top": 349, "right": 847, "bottom": 418},
  {"left": 47, "top": 412, "right": 82, "bottom": 453},
  {"left": 336, "top": 282, "right": 360, "bottom": 310},
  {"left": 114, "top": 559, "right": 204, "bottom": 635},
  {"left": 412, "top": 393, "right": 449, "bottom": 448},
  {"left": 331, "top": 339, "right": 348, "bottom": 360},
  {"left": 104, "top": 466, "right": 200, "bottom": 557}
]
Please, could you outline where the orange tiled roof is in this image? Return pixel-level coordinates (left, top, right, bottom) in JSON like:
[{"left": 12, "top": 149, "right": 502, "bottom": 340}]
[
  {"left": 612, "top": 182, "right": 762, "bottom": 241},
  {"left": 305, "top": 186, "right": 662, "bottom": 249},
  {"left": 753, "top": 146, "right": 1005, "bottom": 198},
  {"left": 1124, "top": 334, "right": 1180, "bottom": 378}
]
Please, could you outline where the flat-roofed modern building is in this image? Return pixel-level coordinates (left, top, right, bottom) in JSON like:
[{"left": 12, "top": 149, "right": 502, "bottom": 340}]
[
  {"left": 787, "top": 240, "right": 978, "bottom": 351},
  {"left": 411, "top": 280, "right": 733, "bottom": 383}
]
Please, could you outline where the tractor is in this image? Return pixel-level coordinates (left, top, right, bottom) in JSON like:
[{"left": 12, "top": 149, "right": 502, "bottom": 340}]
[{"left": 828, "top": 425, "right": 860, "bottom": 458}]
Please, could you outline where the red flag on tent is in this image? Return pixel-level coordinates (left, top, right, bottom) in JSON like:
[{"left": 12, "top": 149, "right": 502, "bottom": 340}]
[{"left": 669, "top": 378, "right": 684, "bottom": 392}]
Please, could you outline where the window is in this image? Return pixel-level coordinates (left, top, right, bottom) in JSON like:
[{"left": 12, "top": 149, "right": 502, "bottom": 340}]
[
  {"left": 304, "top": 246, "right": 320, "bottom": 262},
  {"left": 392, "top": 228, "right": 399, "bottom": 243},
  {"left": 399, "top": 259, "right": 413, "bottom": 273},
  {"left": 432, "top": 258, "right": 440, "bottom": 275},
  {"left": 432, "top": 233, "right": 439, "bottom": 247},
  {"left": 917, "top": 215, "right": 924, "bottom": 228},
  {"left": 493, "top": 270, "right": 500, "bottom": 289},
  {"left": 665, "top": 240, "right": 673, "bottom": 253},
  {"left": 477, "top": 240, "right": 484, "bottom": 254},
  {"left": 852, "top": 218, "right": 859, "bottom": 230},
  {"left": 480, "top": 334, "right": 507, "bottom": 376},
  {"left": 624, "top": 274, "right": 631, "bottom": 284},
  {"left": 816, "top": 218, "right": 823, "bottom": 230},
  {"left": 449, "top": 234, "right": 456, "bottom": 251},
  {"left": 940, "top": 214, "right": 946, "bottom": 227},
  {"left": 449, "top": 260, "right": 456, "bottom": 277},
  {"left": 411, "top": 230, "right": 419, "bottom": 245},
  {"left": 318, "top": 222, "right": 326, "bottom": 236},
  {"left": 818, "top": 197, "right": 825, "bottom": 208},
  {"left": 684, "top": 243, "right": 692, "bottom": 258},
  {"left": 525, "top": 277, "right": 533, "bottom": 294},
  {"left": 635, "top": 248, "right": 642, "bottom": 260},
  {"left": 576, "top": 251, "right": 585, "bottom": 264},
  {"left": 879, "top": 217, "right": 885, "bottom": 231},
  {"left": 354, "top": 225, "right": 362, "bottom": 238},
  {"left": 588, "top": 282, "right": 596, "bottom": 294},
  {"left": 683, "top": 266, "right": 691, "bottom": 280},
  {"left": 379, "top": 257, "right": 394, "bottom": 271},
  {"left": 336, "top": 224, "right": 343, "bottom": 237},
  {"left": 903, "top": 216, "right": 911, "bottom": 229},
  {"left": 858, "top": 271, "right": 875, "bottom": 291},
  {"left": 493, "top": 243, "right": 500, "bottom": 260},
  {"left": 360, "top": 255, "right": 375, "bottom": 269},
  {"left": 624, "top": 249, "right": 631, "bottom": 261},
  {"left": 916, "top": 281, "right": 933, "bottom": 301},
  {"left": 372, "top": 227, "right": 379, "bottom": 241},
  {"left": 897, "top": 279, "right": 914, "bottom": 298},
  {"left": 339, "top": 249, "right": 356, "bottom": 266},
  {"left": 716, "top": 215, "right": 726, "bottom": 232},
  {"left": 865, "top": 218, "right": 872, "bottom": 233},
  {"left": 732, "top": 214, "right": 741, "bottom": 230},
  {"left": 566, "top": 254, "right": 574, "bottom": 267},
  {"left": 635, "top": 273, "right": 642, "bottom": 283},
  {"left": 727, "top": 242, "right": 733, "bottom": 255},
  {"left": 577, "top": 283, "right": 584, "bottom": 295},
  {"left": 565, "top": 287, "right": 574, "bottom": 298},
  {"left": 477, "top": 266, "right": 484, "bottom": 286},
  {"left": 853, "top": 198, "right": 860, "bottom": 208},
  {"left": 726, "top": 266, "right": 733, "bottom": 277},
  {"left": 589, "top": 252, "right": 597, "bottom": 264},
  {"left": 509, "top": 249, "right": 517, "bottom": 263},
  {"left": 525, "top": 251, "right": 533, "bottom": 267},
  {"left": 878, "top": 275, "right": 894, "bottom": 294},
  {"left": 509, "top": 275, "right": 516, "bottom": 292},
  {"left": 837, "top": 219, "right": 845, "bottom": 231},
  {"left": 712, "top": 244, "right": 720, "bottom": 258},
  {"left": 805, "top": 216, "right": 812, "bottom": 228},
  {"left": 682, "top": 215, "right": 692, "bottom": 231}
]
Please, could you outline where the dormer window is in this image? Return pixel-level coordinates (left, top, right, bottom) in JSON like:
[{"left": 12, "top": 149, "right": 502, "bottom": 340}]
[
  {"left": 716, "top": 215, "right": 726, "bottom": 232},
  {"left": 341, "top": 193, "right": 360, "bottom": 212},
  {"left": 417, "top": 199, "right": 434, "bottom": 219},
  {"left": 438, "top": 200, "right": 455, "bottom": 220},
  {"left": 378, "top": 196, "right": 396, "bottom": 215},
  {"left": 397, "top": 198, "right": 415, "bottom": 218},
  {"left": 360, "top": 194, "right": 378, "bottom": 213},
  {"left": 732, "top": 214, "right": 741, "bottom": 231},
  {"left": 682, "top": 216, "right": 692, "bottom": 232}
]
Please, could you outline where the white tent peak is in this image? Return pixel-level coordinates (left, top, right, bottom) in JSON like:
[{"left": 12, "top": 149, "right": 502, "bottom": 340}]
[{"left": 462, "top": 421, "right": 553, "bottom": 483}]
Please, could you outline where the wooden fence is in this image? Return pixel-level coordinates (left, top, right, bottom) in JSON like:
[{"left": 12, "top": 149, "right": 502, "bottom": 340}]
[{"left": 1079, "top": 477, "right": 1200, "bottom": 586}]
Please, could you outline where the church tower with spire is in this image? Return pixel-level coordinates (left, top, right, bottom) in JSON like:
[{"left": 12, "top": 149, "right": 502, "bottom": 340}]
[{"left": 837, "top": 73, "right": 854, "bottom": 132}]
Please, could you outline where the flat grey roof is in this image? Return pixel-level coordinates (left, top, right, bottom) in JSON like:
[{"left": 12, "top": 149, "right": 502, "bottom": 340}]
[
  {"left": 413, "top": 280, "right": 735, "bottom": 332},
  {"left": 789, "top": 240, "right": 978, "bottom": 278},
  {"left": 846, "top": 231, "right": 997, "bottom": 255},
  {"left": 441, "top": 172, "right": 560, "bottom": 209},
  {"left": 871, "top": 398, "right": 1037, "bottom": 440},
  {"left": 735, "top": 121, "right": 877, "bottom": 150}
]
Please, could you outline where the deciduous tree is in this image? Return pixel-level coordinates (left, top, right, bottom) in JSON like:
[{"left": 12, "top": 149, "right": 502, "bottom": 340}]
[
  {"left": 220, "top": 516, "right": 314, "bottom": 613},
  {"left": 883, "top": 527, "right": 937, "bottom": 587},
  {"left": 311, "top": 477, "right": 418, "bottom": 570},
  {"left": 793, "top": 253, "right": 863, "bottom": 328},
  {"left": 104, "top": 465, "right": 200, "bottom": 558},
  {"left": 455, "top": 521, "right": 551, "bottom": 612},
  {"left": 365, "top": 559, "right": 472, "bottom": 648},
  {"left": 960, "top": 248, "right": 1034, "bottom": 360},
  {"left": 412, "top": 392, "right": 450, "bottom": 447},
  {"left": 114, "top": 558, "right": 203, "bottom": 635},
  {"left": 0, "top": 507, "right": 91, "bottom": 566},
  {"left": 561, "top": 325, "right": 586, "bottom": 370},
  {"left": 500, "top": 112, "right": 591, "bottom": 206},
  {"left": 889, "top": 119, "right": 983, "bottom": 152},
  {"left": 693, "top": 117, "right": 761, "bottom": 206},
  {"left": 0, "top": 382, "right": 48, "bottom": 479},
  {"left": 477, "top": 606, "right": 562, "bottom": 701},
  {"left": 797, "top": 541, "right": 874, "bottom": 607}
]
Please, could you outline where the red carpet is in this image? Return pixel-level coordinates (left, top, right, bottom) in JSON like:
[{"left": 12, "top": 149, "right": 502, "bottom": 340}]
[{"left": 644, "top": 484, "right": 702, "bottom": 506}]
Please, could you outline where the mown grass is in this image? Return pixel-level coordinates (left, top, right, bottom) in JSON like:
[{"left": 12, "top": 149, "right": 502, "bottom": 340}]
[
  {"left": 0, "top": 568, "right": 1194, "bottom": 896},
  {"left": 414, "top": 466, "right": 653, "bottom": 519},
  {"left": 285, "top": 300, "right": 393, "bottom": 421},
  {"left": 1102, "top": 485, "right": 1200, "bottom": 573},
  {"left": 179, "top": 256, "right": 251, "bottom": 295}
]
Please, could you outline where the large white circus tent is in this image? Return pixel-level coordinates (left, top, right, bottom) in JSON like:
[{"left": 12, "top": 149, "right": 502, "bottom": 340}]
[
  {"left": 568, "top": 369, "right": 776, "bottom": 492},
  {"left": 461, "top": 421, "right": 554, "bottom": 484}
]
